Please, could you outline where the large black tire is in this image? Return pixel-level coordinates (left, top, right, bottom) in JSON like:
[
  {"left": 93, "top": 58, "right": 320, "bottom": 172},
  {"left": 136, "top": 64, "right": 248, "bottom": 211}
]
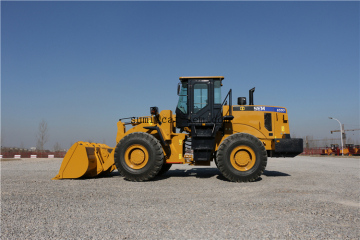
[
  {"left": 156, "top": 163, "right": 172, "bottom": 176},
  {"left": 114, "top": 132, "right": 164, "bottom": 181},
  {"left": 216, "top": 133, "right": 267, "bottom": 182}
]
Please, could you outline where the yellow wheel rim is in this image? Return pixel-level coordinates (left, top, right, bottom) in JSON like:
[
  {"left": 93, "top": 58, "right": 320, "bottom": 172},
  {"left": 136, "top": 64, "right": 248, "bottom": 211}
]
[
  {"left": 124, "top": 144, "right": 149, "bottom": 169},
  {"left": 230, "top": 145, "right": 256, "bottom": 171}
]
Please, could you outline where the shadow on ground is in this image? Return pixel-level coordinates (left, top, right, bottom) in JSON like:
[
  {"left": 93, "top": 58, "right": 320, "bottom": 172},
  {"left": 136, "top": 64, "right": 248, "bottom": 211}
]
[
  {"left": 263, "top": 170, "right": 290, "bottom": 177},
  {"left": 154, "top": 168, "right": 223, "bottom": 181},
  {"left": 81, "top": 168, "right": 290, "bottom": 181}
]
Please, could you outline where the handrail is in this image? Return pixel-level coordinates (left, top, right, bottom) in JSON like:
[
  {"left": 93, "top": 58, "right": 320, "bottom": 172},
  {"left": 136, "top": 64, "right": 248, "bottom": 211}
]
[{"left": 215, "top": 89, "right": 232, "bottom": 121}]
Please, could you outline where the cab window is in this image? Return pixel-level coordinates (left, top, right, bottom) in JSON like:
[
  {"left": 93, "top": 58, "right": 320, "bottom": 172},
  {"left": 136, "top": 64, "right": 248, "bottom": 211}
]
[
  {"left": 193, "top": 83, "right": 208, "bottom": 113},
  {"left": 177, "top": 82, "right": 188, "bottom": 114},
  {"left": 214, "top": 80, "right": 221, "bottom": 104}
]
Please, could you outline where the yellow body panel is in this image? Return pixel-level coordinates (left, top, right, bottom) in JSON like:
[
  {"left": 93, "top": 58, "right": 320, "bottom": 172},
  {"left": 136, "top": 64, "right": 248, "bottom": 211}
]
[
  {"left": 216, "top": 105, "right": 291, "bottom": 151},
  {"left": 166, "top": 134, "right": 187, "bottom": 164},
  {"left": 117, "top": 110, "right": 187, "bottom": 163}
]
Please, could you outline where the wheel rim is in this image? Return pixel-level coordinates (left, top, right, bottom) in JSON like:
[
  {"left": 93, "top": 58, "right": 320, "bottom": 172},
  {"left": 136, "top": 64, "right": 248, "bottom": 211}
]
[
  {"left": 124, "top": 144, "right": 149, "bottom": 169},
  {"left": 230, "top": 145, "right": 256, "bottom": 171}
]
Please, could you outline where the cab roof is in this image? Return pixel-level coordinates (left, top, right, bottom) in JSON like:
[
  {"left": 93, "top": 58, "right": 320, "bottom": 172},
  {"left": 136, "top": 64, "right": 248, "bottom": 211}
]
[{"left": 179, "top": 76, "right": 224, "bottom": 81}]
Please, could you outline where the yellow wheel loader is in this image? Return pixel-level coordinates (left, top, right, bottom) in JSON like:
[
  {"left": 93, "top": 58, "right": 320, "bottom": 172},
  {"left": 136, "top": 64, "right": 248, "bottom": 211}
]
[
  {"left": 321, "top": 144, "right": 339, "bottom": 156},
  {"left": 53, "top": 76, "right": 303, "bottom": 182}
]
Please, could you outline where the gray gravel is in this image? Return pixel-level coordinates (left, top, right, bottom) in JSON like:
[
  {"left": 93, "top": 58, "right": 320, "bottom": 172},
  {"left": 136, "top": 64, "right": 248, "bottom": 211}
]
[{"left": 1, "top": 156, "right": 359, "bottom": 239}]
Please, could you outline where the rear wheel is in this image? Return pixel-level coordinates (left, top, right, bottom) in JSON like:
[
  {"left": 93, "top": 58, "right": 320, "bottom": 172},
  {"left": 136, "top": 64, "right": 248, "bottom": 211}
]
[
  {"left": 114, "top": 132, "right": 164, "bottom": 181},
  {"left": 217, "top": 133, "right": 267, "bottom": 182}
]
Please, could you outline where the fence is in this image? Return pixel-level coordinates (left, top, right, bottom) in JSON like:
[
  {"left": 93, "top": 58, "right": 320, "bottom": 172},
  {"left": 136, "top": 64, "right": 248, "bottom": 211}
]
[
  {"left": 301, "top": 148, "right": 326, "bottom": 155},
  {"left": 301, "top": 147, "right": 360, "bottom": 156},
  {"left": 1, "top": 151, "right": 66, "bottom": 158}
]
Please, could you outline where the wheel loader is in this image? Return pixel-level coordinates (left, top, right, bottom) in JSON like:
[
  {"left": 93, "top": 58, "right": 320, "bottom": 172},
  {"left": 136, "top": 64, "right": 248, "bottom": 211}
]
[
  {"left": 354, "top": 145, "right": 360, "bottom": 156},
  {"left": 53, "top": 76, "right": 303, "bottom": 182},
  {"left": 321, "top": 144, "right": 339, "bottom": 156},
  {"left": 341, "top": 144, "right": 357, "bottom": 156}
]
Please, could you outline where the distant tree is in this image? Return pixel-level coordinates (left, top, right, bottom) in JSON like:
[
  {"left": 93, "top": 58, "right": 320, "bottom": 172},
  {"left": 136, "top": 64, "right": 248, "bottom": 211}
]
[
  {"left": 346, "top": 137, "right": 351, "bottom": 144},
  {"left": 36, "top": 119, "right": 49, "bottom": 152},
  {"left": 1, "top": 131, "right": 5, "bottom": 147},
  {"left": 305, "top": 135, "right": 311, "bottom": 148},
  {"left": 305, "top": 135, "right": 318, "bottom": 148},
  {"left": 53, "top": 142, "right": 62, "bottom": 152}
]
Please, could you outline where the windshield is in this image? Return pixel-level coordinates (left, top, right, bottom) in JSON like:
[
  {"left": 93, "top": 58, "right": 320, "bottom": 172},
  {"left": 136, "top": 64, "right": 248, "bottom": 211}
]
[{"left": 177, "top": 82, "right": 188, "bottom": 114}]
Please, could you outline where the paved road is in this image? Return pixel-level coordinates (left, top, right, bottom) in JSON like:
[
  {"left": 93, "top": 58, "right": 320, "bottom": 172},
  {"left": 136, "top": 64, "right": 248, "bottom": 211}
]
[{"left": 1, "top": 156, "right": 359, "bottom": 239}]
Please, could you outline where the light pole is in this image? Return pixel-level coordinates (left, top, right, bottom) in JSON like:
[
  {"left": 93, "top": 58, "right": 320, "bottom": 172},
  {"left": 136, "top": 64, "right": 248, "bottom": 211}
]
[{"left": 329, "top": 117, "right": 344, "bottom": 156}]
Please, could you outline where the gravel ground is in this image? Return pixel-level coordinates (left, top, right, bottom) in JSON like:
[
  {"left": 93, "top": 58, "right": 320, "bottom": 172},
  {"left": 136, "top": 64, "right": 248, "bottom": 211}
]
[{"left": 1, "top": 156, "right": 359, "bottom": 239}]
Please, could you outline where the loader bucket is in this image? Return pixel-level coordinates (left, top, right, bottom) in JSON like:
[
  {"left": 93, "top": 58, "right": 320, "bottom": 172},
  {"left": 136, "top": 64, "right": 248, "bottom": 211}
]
[{"left": 52, "top": 141, "right": 116, "bottom": 180}]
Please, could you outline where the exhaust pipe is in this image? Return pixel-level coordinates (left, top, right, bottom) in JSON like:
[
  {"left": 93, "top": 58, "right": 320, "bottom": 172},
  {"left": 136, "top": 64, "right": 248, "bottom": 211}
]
[{"left": 249, "top": 87, "right": 255, "bottom": 105}]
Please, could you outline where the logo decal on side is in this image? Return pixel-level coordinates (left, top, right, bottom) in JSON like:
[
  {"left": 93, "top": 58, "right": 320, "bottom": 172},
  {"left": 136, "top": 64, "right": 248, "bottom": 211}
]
[
  {"left": 254, "top": 106, "right": 266, "bottom": 111},
  {"left": 274, "top": 107, "right": 286, "bottom": 113},
  {"left": 233, "top": 106, "right": 286, "bottom": 113}
]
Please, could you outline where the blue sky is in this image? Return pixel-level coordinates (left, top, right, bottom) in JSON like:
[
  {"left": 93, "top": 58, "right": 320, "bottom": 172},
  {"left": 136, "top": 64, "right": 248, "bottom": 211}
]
[{"left": 2, "top": 1, "right": 359, "bottom": 149}]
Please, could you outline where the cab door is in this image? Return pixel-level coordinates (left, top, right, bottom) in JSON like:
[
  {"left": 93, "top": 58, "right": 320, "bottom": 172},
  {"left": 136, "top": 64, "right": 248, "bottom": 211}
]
[{"left": 189, "top": 80, "right": 212, "bottom": 123}]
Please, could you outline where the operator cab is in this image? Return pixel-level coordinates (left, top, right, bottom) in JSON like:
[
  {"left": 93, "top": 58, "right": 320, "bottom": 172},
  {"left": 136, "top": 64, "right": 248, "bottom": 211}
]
[
  {"left": 176, "top": 76, "right": 228, "bottom": 162},
  {"left": 176, "top": 76, "right": 224, "bottom": 129}
]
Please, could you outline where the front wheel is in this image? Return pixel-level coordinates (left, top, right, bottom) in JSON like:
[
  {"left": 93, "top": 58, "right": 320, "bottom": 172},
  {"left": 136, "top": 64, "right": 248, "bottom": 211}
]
[
  {"left": 114, "top": 132, "right": 164, "bottom": 181},
  {"left": 216, "top": 133, "right": 267, "bottom": 182}
]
